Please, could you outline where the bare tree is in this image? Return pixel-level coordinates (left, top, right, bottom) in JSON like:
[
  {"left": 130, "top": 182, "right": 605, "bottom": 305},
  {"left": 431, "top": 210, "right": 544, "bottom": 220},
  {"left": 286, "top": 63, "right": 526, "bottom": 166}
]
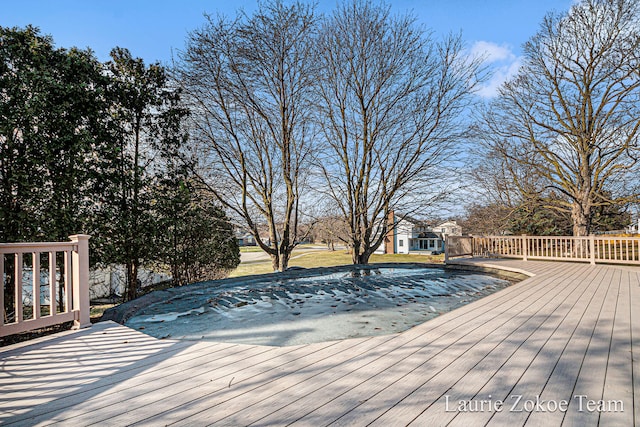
[
  {"left": 176, "top": 1, "right": 317, "bottom": 271},
  {"left": 315, "top": 214, "right": 351, "bottom": 251},
  {"left": 315, "top": 0, "right": 483, "bottom": 264},
  {"left": 477, "top": 0, "right": 640, "bottom": 236},
  {"left": 459, "top": 203, "right": 513, "bottom": 236},
  {"left": 468, "top": 146, "right": 566, "bottom": 233}
]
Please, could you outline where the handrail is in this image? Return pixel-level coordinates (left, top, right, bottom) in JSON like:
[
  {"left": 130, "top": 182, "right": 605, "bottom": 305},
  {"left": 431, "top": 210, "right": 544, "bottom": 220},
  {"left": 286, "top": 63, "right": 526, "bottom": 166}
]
[
  {"left": 1, "top": 235, "right": 90, "bottom": 337},
  {"left": 0, "top": 242, "right": 79, "bottom": 253},
  {"left": 446, "top": 234, "right": 640, "bottom": 266}
]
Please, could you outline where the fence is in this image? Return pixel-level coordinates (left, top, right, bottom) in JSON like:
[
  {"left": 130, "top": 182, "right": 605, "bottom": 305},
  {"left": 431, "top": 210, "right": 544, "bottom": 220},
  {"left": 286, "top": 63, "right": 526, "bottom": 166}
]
[
  {"left": 0, "top": 235, "right": 90, "bottom": 337},
  {"left": 446, "top": 234, "right": 640, "bottom": 266},
  {"left": 444, "top": 236, "right": 474, "bottom": 262}
]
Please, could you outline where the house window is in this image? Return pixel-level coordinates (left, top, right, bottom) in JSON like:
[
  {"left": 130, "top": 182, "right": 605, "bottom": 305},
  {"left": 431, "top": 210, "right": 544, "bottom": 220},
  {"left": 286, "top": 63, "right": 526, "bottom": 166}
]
[
  {"left": 429, "top": 240, "right": 435, "bottom": 249},
  {"left": 399, "top": 240, "right": 404, "bottom": 247}
]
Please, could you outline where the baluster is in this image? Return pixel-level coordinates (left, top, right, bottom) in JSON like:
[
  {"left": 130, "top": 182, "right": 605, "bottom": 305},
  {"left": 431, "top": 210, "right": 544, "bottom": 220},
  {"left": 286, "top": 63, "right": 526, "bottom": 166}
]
[
  {"left": 33, "top": 252, "right": 40, "bottom": 320},
  {"left": 65, "top": 250, "right": 72, "bottom": 313},
  {"left": 49, "top": 251, "right": 56, "bottom": 316},
  {"left": 625, "top": 240, "right": 629, "bottom": 261},
  {"left": 0, "top": 255, "right": 4, "bottom": 326},
  {"left": 15, "top": 253, "right": 23, "bottom": 323}
]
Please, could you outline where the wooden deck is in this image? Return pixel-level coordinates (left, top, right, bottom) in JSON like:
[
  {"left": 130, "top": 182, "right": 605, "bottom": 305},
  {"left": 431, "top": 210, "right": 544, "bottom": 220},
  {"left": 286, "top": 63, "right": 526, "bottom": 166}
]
[{"left": 1, "top": 259, "right": 639, "bottom": 426}]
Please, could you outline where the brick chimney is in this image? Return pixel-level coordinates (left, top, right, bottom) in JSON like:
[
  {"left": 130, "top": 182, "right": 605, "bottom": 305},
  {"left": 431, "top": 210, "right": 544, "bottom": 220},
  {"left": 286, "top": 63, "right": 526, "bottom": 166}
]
[{"left": 385, "top": 210, "right": 395, "bottom": 254}]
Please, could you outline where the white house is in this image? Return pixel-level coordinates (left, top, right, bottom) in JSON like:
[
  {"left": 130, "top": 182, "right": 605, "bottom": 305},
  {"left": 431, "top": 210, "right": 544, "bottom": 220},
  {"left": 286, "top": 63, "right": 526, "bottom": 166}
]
[
  {"left": 376, "top": 213, "right": 462, "bottom": 255},
  {"left": 436, "top": 220, "right": 464, "bottom": 240}
]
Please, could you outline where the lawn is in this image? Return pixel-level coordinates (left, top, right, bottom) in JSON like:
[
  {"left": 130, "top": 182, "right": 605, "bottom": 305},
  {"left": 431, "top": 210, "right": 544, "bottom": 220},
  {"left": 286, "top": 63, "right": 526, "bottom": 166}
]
[
  {"left": 240, "top": 243, "right": 321, "bottom": 253},
  {"left": 239, "top": 246, "right": 265, "bottom": 253},
  {"left": 229, "top": 249, "right": 444, "bottom": 277}
]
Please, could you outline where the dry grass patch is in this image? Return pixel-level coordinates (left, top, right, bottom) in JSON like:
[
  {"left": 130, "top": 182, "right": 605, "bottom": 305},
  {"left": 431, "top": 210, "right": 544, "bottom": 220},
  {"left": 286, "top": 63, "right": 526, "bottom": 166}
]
[{"left": 229, "top": 250, "right": 443, "bottom": 277}]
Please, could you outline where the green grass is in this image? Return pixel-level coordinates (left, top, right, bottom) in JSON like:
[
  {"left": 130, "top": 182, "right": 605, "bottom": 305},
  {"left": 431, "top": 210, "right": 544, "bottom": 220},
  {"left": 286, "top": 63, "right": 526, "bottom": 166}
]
[
  {"left": 90, "top": 303, "right": 116, "bottom": 322},
  {"left": 240, "top": 243, "right": 323, "bottom": 253},
  {"left": 239, "top": 246, "right": 265, "bottom": 253},
  {"left": 229, "top": 250, "right": 444, "bottom": 277},
  {"left": 229, "top": 263, "right": 275, "bottom": 277}
]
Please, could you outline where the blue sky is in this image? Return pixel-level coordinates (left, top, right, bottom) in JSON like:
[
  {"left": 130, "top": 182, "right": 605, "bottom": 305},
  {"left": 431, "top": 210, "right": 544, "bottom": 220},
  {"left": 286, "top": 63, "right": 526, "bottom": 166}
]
[{"left": 2, "top": 0, "right": 574, "bottom": 97}]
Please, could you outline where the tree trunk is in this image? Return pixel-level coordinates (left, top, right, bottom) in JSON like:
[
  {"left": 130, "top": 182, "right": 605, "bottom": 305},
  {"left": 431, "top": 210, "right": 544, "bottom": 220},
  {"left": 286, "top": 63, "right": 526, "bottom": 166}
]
[
  {"left": 125, "top": 261, "right": 139, "bottom": 301},
  {"left": 269, "top": 253, "right": 291, "bottom": 272},
  {"left": 278, "top": 250, "right": 291, "bottom": 272},
  {"left": 351, "top": 238, "right": 374, "bottom": 264},
  {"left": 571, "top": 201, "right": 591, "bottom": 237},
  {"left": 350, "top": 239, "right": 360, "bottom": 264},
  {"left": 355, "top": 251, "right": 372, "bottom": 265},
  {"left": 56, "top": 252, "right": 65, "bottom": 312},
  {"left": 270, "top": 253, "right": 280, "bottom": 272}
]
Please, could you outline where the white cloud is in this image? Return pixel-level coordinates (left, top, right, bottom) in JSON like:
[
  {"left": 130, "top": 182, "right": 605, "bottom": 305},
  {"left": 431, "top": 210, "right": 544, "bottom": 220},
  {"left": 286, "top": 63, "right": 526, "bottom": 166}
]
[
  {"left": 477, "top": 56, "right": 523, "bottom": 98},
  {"left": 470, "top": 41, "right": 516, "bottom": 64},
  {"left": 469, "top": 41, "right": 522, "bottom": 98}
]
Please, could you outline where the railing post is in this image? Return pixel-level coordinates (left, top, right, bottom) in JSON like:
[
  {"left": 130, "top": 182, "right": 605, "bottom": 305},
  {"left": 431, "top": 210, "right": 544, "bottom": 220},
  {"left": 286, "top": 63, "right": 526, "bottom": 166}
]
[
  {"left": 70, "top": 234, "right": 91, "bottom": 329},
  {"left": 589, "top": 234, "right": 596, "bottom": 265},
  {"left": 522, "top": 234, "right": 528, "bottom": 261}
]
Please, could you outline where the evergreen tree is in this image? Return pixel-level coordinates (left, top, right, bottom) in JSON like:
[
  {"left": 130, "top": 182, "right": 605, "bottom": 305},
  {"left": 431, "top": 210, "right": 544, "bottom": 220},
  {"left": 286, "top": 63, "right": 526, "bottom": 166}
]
[
  {"left": 153, "top": 172, "right": 240, "bottom": 286},
  {"left": 0, "top": 26, "right": 111, "bottom": 242},
  {"left": 97, "top": 47, "right": 188, "bottom": 301}
]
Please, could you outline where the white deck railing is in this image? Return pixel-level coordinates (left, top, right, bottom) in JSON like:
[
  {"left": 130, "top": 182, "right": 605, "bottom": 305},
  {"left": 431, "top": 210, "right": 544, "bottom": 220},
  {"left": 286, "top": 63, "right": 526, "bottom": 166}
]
[
  {"left": 1, "top": 235, "right": 90, "bottom": 337},
  {"left": 446, "top": 234, "right": 640, "bottom": 265}
]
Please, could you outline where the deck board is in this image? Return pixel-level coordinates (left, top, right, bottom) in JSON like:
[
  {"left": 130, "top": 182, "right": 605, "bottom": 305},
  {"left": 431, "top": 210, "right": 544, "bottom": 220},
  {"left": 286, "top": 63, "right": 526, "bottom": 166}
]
[
  {"left": 22, "top": 342, "right": 285, "bottom": 425},
  {"left": 113, "top": 337, "right": 385, "bottom": 426},
  {"left": 414, "top": 264, "right": 607, "bottom": 427},
  {"left": 0, "top": 259, "right": 639, "bottom": 426},
  {"left": 292, "top": 264, "right": 585, "bottom": 427},
  {"left": 369, "top": 264, "right": 592, "bottom": 426},
  {"left": 516, "top": 266, "right": 612, "bottom": 427},
  {"left": 598, "top": 268, "right": 634, "bottom": 427},
  {"left": 562, "top": 267, "right": 621, "bottom": 427}
]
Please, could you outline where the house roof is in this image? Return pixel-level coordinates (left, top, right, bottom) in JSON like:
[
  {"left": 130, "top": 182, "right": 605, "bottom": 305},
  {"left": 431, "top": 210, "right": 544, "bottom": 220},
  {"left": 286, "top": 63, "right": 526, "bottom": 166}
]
[
  {"left": 396, "top": 213, "right": 431, "bottom": 227},
  {"left": 436, "top": 220, "right": 458, "bottom": 227}
]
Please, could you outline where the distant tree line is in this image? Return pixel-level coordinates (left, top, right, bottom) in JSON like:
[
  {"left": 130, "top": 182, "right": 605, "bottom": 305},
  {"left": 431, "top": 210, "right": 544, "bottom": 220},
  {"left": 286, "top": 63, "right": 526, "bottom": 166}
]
[{"left": 0, "top": 26, "right": 239, "bottom": 302}]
